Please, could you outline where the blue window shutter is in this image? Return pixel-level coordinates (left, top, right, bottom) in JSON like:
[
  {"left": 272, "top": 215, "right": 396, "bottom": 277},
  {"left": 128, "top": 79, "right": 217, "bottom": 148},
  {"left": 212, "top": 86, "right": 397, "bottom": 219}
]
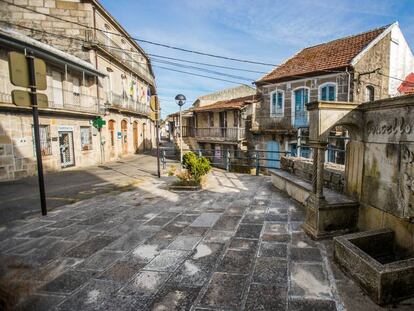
[
  {"left": 328, "top": 86, "right": 335, "bottom": 101},
  {"left": 277, "top": 92, "right": 283, "bottom": 111},
  {"left": 321, "top": 87, "right": 327, "bottom": 100}
]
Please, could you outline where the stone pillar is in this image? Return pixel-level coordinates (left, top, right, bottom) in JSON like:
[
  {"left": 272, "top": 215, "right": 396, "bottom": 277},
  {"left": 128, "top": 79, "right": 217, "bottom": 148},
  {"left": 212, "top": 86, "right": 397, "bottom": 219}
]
[
  {"left": 309, "top": 141, "right": 327, "bottom": 199},
  {"left": 316, "top": 145, "right": 326, "bottom": 199}
]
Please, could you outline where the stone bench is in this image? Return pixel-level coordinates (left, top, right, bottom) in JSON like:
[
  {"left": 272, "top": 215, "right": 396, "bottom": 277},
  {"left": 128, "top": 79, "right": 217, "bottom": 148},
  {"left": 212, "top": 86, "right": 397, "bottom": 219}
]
[{"left": 269, "top": 169, "right": 359, "bottom": 239}]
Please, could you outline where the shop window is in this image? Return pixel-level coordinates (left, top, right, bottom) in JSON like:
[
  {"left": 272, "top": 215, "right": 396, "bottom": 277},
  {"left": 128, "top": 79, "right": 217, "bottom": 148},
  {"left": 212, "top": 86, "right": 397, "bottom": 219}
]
[
  {"left": 80, "top": 126, "right": 93, "bottom": 151},
  {"left": 32, "top": 125, "right": 52, "bottom": 156}
]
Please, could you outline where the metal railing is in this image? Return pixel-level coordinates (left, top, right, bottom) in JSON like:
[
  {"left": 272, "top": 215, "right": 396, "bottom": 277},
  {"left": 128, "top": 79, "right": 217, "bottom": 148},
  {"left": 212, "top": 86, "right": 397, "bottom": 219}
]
[
  {"left": 177, "top": 126, "right": 246, "bottom": 141},
  {"left": 47, "top": 87, "right": 99, "bottom": 114},
  {"left": 293, "top": 111, "right": 308, "bottom": 128},
  {"left": 92, "top": 31, "right": 155, "bottom": 84},
  {"left": 108, "top": 92, "right": 151, "bottom": 115},
  {"left": 0, "top": 87, "right": 99, "bottom": 114},
  {"left": 160, "top": 147, "right": 290, "bottom": 175}
]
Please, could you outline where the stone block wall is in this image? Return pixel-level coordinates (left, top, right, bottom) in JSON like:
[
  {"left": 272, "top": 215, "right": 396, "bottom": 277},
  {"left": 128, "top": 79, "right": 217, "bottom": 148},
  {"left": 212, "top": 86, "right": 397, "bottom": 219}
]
[
  {"left": 0, "top": 0, "right": 94, "bottom": 62},
  {"left": 280, "top": 156, "right": 345, "bottom": 192}
]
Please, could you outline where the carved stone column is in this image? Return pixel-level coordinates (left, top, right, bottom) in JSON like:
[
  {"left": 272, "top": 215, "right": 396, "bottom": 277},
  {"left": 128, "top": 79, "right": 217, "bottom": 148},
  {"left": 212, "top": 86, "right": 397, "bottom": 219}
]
[{"left": 316, "top": 143, "right": 327, "bottom": 199}]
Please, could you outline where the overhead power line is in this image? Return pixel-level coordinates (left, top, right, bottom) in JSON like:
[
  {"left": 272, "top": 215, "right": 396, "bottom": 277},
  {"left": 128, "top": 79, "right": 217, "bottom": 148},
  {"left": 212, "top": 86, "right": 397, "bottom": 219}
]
[
  {"left": 152, "top": 65, "right": 249, "bottom": 85},
  {"left": 0, "top": 0, "right": 277, "bottom": 66},
  {"left": 0, "top": 21, "right": 257, "bottom": 84},
  {"left": 2, "top": 20, "right": 413, "bottom": 88},
  {"left": 148, "top": 54, "right": 268, "bottom": 74}
]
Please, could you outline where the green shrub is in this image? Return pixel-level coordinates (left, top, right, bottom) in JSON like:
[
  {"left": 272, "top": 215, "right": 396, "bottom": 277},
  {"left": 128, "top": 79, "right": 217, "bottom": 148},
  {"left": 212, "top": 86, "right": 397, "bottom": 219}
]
[
  {"left": 182, "top": 151, "right": 211, "bottom": 184},
  {"left": 167, "top": 165, "right": 177, "bottom": 176}
]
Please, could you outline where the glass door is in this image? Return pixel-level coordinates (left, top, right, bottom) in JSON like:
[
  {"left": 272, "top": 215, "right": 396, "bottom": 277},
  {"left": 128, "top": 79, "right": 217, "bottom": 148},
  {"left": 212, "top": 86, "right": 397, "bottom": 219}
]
[{"left": 59, "top": 131, "right": 75, "bottom": 167}]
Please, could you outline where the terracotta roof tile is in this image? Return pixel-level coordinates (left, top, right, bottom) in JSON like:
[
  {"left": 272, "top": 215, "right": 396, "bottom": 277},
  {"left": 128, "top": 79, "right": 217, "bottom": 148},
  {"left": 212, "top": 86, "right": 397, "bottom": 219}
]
[
  {"left": 257, "top": 25, "right": 390, "bottom": 84},
  {"left": 193, "top": 95, "right": 257, "bottom": 112}
]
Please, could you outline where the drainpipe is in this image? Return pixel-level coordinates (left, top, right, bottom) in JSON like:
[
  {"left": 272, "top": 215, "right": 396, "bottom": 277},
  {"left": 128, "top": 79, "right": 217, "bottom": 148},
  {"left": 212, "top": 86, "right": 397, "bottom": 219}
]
[{"left": 346, "top": 67, "right": 351, "bottom": 102}]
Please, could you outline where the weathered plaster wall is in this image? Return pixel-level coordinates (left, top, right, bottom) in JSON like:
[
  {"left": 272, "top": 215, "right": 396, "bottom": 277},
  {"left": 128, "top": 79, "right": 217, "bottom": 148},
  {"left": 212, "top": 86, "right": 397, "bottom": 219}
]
[{"left": 349, "top": 95, "right": 414, "bottom": 253}]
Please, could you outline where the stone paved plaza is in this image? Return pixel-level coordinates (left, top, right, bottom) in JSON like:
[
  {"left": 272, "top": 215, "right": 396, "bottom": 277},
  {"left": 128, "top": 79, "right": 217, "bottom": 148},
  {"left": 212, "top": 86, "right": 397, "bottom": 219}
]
[{"left": 1, "top": 170, "right": 413, "bottom": 310}]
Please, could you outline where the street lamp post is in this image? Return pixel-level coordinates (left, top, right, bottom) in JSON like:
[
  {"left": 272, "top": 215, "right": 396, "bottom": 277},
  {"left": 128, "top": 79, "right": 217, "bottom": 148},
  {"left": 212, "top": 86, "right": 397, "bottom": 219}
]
[{"left": 175, "top": 94, "right": 186, "bottom": 166}]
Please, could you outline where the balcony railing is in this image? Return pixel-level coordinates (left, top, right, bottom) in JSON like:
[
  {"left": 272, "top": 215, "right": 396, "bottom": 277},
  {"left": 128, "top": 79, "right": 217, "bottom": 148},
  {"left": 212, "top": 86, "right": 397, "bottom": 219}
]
[
  {"left": 108, "top": 92, "right": 151, "bottom": 116},
  {"left": 0, "top": 86, "right": 100, "bottom": 114},
  {"left": 180, "top": 127, "right": 246, "bottom": 141},
  {"left": 47, "top": 87, "right": 99, "bottom": 114},
  {"left": 293, "top": 111, "right": 308, "bottom": 128},
  {"left": 91, "top": 31, "right": 155, "bottom": 85}
]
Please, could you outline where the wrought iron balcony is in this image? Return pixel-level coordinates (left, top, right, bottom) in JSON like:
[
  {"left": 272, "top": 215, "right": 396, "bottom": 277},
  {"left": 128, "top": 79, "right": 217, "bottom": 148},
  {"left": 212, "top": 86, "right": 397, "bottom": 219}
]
[
  {"left": 0, "top": 86, "right": 100, "bottom": 115},
  {"left": 179, "top": 126, "right": 246, "bottom": 141},
  {"left": 107, "top": 92, "right": 151, "bottom": 116},
  {"left": 90, "top": 31, "right": 155, "bottom": 85}
]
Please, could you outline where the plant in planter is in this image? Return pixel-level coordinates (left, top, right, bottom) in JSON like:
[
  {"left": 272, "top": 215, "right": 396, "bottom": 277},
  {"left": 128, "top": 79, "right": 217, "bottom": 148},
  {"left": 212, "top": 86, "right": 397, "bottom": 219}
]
[{"left": 171, "top": 152, "right": 211, "bottom": 189}]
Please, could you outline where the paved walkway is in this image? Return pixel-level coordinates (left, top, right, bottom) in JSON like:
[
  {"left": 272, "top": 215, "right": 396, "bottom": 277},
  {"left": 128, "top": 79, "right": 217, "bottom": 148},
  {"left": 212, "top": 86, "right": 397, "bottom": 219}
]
[
  {"left": 1, "top": 170, "right": 412, "bottom": 310},
  {"left": 0, "top": 154, "right": 166, "bottom": 225}
]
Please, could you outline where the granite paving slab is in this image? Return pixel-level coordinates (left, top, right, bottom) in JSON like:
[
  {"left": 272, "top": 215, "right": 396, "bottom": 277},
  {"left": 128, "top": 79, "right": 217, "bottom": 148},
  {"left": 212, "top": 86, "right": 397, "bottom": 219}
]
[
  {"left": 245, "top": 284, "right": 287, "bottom": 310},
  {"left": 199, "top": 272, "right": 248, "bottom": 309},
  {"left": 64, "top": 236, "right": 117, "bottom": 258},
  {"left": 39, "top": 270, "right": 96, "bottom": 295},
  {"left": 143, "top": 249, "right": 188, "bottom": 272},
  {"left": 190, "top": 213, "right": 222, "bottom": 228},
  {"left": 0, "top": 171, "right": 369, "bottom": 310},
  {"left": 56, "top": 279, "right": 122, "bottom": 311},
  {"left": 253, "top": 257, "right": 288, "bottom": 286}
]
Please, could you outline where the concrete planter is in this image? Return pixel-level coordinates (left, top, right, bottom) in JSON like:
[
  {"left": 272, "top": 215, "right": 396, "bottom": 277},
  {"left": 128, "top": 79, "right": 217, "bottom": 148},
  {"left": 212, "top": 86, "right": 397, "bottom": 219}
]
[{"left": 334, "top": 229, "right": 414, "bottom": 305}]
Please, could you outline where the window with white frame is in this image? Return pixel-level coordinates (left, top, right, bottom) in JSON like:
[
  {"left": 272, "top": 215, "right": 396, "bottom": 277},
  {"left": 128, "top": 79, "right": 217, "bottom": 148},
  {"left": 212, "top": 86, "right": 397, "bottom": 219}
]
[
  {"left": 32, "top": 125, "right": 52, "bottom": 156},
  {"left": 80, "top": 126, "right": 93, "bottom": 151},
  {"left": 319, "top": 83, "right": 336, "bottom": 101},
  {"left": 270, "top": 90, "right": 284, "bottom": 117}
]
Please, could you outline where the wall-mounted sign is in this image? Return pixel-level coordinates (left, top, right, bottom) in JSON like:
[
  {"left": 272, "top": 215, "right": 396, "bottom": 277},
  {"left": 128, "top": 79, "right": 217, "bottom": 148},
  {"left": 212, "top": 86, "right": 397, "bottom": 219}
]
[
  {"left": 11, "top": 90, "right": 48, "bottom": 108},
  {"left": 117, "top": 131, "right": 122, "bottom": 139},
  {"left": 9, "top": 52, "right": 47, "bottom": 90},
  {"left": 58, "top": 125, "right": 74, "bottom": 132}
]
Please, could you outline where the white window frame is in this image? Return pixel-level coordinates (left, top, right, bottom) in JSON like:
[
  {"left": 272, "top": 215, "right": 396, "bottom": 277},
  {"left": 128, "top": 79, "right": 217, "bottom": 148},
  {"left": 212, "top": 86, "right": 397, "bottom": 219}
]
[
  {"left": 291, "top": 86, "right": 311, "bottom": 127},
  {"left": 270, "top": 90, "right": 285, "bottom": 117},
  {"left": 318, "top": 82, "right": 337, "bottom": 101}
]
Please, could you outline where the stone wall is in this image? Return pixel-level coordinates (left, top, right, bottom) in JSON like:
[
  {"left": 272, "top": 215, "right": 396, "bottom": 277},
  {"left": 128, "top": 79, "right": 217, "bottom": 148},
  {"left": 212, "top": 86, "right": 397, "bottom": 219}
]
[
  {"left": 280, "top": 156, "right": 345, "bottom": 192},
  {"left": 0, "top": 0, "right": 94, "bottom": 62}
]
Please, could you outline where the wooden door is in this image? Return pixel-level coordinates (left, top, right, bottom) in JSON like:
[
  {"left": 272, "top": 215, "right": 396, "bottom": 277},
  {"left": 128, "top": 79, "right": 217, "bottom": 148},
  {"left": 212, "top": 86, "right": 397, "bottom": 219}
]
[
  {"left": 133, "top": 121, "right": 138, "bottom": 153},
  {"left": 121, "top": 119, "right": 128, "bottom": 154}
]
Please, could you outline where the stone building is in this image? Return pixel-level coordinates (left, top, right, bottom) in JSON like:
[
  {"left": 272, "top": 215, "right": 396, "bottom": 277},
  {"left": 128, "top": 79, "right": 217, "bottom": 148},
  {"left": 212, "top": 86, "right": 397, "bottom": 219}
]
[
  {"left": 253, "top": 22, "right": 414, "bottom": 166},
  {"left": 167, "top": 85, "right": 256, "bottom": 165},
  {"left": 0, "top": 0, "right": 158, "bottom": 180}
]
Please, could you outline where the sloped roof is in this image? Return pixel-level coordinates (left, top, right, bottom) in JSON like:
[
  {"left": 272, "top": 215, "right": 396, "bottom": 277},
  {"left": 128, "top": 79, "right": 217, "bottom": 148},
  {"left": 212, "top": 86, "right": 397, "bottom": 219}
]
[
  {"left": 193, "top": 95, "right": 257, "bottom": 112},
  {"left": 256, "top": 25, "right": 390, "bottom": 84},
  {"left": 398, "top": 72, "right": 414, "bottom": 94}
]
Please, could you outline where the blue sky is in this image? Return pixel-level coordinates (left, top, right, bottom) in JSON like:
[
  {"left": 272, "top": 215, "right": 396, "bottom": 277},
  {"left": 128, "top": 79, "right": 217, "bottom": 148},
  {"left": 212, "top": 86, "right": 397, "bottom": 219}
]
[{"left": 101, "top": 0, "right": 414, "bottom": 118}]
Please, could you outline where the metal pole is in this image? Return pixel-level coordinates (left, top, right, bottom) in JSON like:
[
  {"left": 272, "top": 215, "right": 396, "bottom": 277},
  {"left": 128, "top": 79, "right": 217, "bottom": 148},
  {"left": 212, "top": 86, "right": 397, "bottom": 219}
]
[
  {"left": 162, "top": 150, "right": 166, "bottom": 170},
  {"left": 255, "top": 150, "right": 259, "bottom": 176},
  {"left": 226, "top": 150, "right": 230, "bottom": 172},
  {"left": 27, "top": 51, "right": 47, "bottom": 216},
  {"left": 156, "top": 119, "right": 161, "bottom": 178},
  {"left": 179, "top": 105, "right": 183, "bottom": 166},
  {"left": 99, "top": 128, "right": 103, "bottom": 164}
]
